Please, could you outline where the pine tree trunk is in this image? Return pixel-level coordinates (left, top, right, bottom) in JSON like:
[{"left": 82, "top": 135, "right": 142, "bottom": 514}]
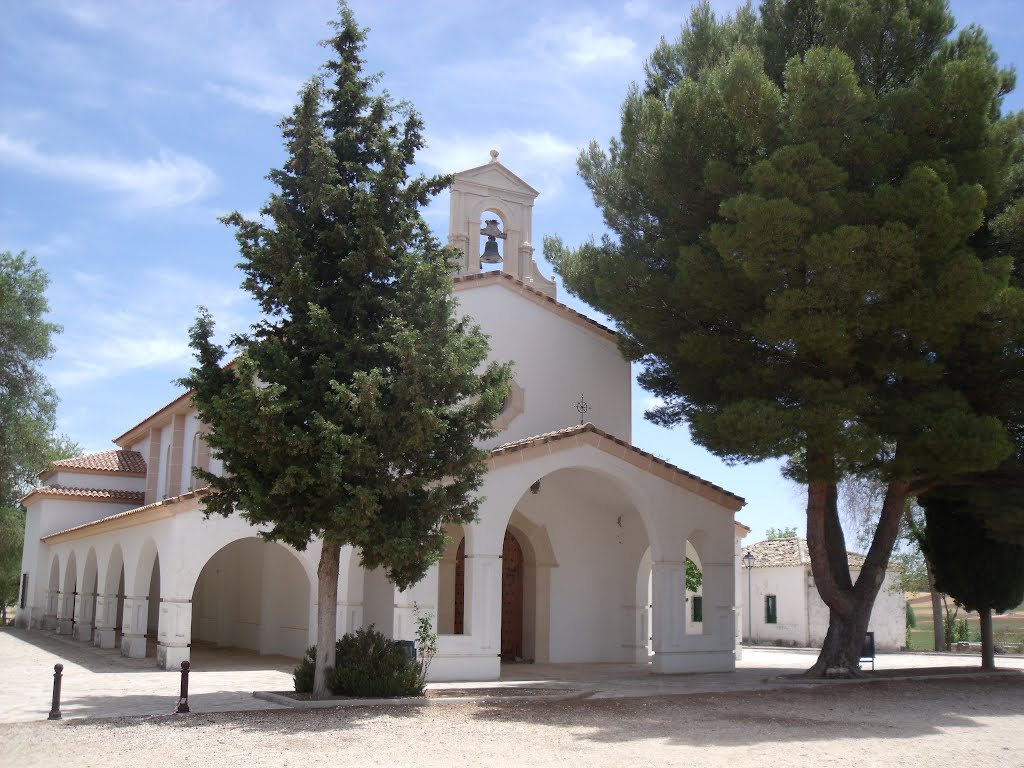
[
  {"left": 804, "top": 463, "right": 908, "bottom": 678},
  {"left": 314, "top": 540, "right": 342, "bottom": 698},
  {"left": 979, "top": 607, "right": 995, "bottom": 671}
]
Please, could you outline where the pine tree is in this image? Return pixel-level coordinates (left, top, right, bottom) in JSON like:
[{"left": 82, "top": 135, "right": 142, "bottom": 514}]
[
  {"left": 548, "top": 0, "right": 1023, "bottom": 676},
  {"left": 181, "top": 3, "right": 510, "bottom": 696}
]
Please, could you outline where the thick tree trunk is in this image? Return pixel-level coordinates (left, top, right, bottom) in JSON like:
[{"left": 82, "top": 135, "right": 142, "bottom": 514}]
[
  {"left": 804, "top": 463, "right": 909, "bottom": 678},
  {"left": 979, "top": 607, "right": 995, "bottom": 671},
  {"left": 314, "top": 540, "right": 342, "bottom": 698}
]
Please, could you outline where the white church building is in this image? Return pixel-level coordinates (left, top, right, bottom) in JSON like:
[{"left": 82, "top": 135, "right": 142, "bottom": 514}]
[{"left": 17, "top": 154, "right": 748, "bottom": 681}]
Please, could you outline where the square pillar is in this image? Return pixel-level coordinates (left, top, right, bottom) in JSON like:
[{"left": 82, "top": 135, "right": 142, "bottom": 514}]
[
  {"left": 120, "top": 596, "right": 149, "bottom": 658},
  {"left": 43, "top": 590, "right": 58, "bottom": 630},
  {"left": 55, "top": 592, "right": 74, "bottom": 635},
  {"left": 73, "top": 591, "right": 95, "bottom": 641},
  {"left": 157, "top": 598, "right": 192, "bottom": 670},
  {"left": 93, "top": 594, "right": 117, "bottom": 648}
]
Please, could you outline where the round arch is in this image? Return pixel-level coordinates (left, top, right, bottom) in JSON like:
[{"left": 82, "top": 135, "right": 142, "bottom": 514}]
[{"left": 190, "top": 537, "right": 311, "bottom": 659}]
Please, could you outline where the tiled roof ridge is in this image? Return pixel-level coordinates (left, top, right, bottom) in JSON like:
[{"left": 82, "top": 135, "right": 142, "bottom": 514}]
[
  {"left": 42, "top": 488, "right": 210, "bottom": 541},
  {"left": 45, "top": 449, "right": 146, "bottom": 476},
  {"left": 19, "top": 485, "right": 146, "bottom": 505},
  {"left": 489, "top": 423, "right": 745, "bottom": 507},
  {"left": 453, "top": 271, "right": 617, "bottom": 339},
  {"left": 745, "top": 538, "right": 870, "bottom": 568}
]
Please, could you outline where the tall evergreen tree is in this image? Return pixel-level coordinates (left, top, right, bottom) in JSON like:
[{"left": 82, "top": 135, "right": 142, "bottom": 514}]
[
  {"left": 0, "top": 251, "right": 79, "bottom": 620},
  {"left": 548, "top": 0, "right": 1023, "bottom": 676},
  {"left": 918, "top": 501, "right": 1024, "bottom": 669},
  {"left": 181, "top": 3, "right": 510, "bottom": 696}
]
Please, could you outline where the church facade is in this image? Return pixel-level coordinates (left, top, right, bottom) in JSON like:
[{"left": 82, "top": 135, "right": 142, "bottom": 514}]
[{"left": 17, "top": 154, "right": 746, "bottom": 681}]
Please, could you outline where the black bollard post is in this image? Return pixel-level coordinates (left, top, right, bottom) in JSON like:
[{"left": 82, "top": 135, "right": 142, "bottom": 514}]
[
  {"left": 48, "top": 663, "right": 63, "bottom": 721},
  {"left": 175, "top": 660, "right": 190, "bottom": 714}
]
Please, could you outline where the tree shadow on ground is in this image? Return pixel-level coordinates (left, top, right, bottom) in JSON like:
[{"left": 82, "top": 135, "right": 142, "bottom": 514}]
[{"left": 53, "top": 675, "right": 1023, "bottom": 749}]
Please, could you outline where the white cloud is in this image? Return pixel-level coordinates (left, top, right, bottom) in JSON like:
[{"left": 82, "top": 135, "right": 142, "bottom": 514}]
[
  {"left": 0, "top": 134, "right": 216, "bottom": 208},
  {"left": 49, "top": 266, "right": 258, "bottom": 390},
  {"left": 420, "top": 130, "right": 579, "bottom": 201},
  {"left": 529, "top": 18, "right": 637, "bottom": 70}
]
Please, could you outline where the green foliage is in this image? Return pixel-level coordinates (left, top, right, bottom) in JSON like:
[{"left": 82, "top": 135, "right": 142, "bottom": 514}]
[
  {"left": 293, "top": 646, "right": 317, "bottom": 694},
  {"left": 182, "top": 2, "right": 509, "bottom": 697},
  {"left": 547, "top": 0, "right": 1023, "bottom": 672},
  {"left": 549, "top": 1, "right": 1021, "bottom": 487},
  {"left": 920, "top": 501, "right": 1024, "bottom": 618},
  {"left": 905, "top": 600, "right": 916, "bottom": 629},
  {"left": 413, "top": 602, "right": 438, "bottom": 679},
  {"left": 293, "top": 626, "right": 425, "bottom": 697},
  {"left": 180, "top": 2, "right": 509, "bottom": 590},
  {"left": 0, "top": 251, "right": 61, "bottom": 504},
  {"left": 944, "top": 613, "right": 970, "bottom": 646},
  {"left": 331, "top": 626, "right": 424, "bottom": 697},
  {"left": 685, "top": 557, "right": 702, "bottom": 593},
  {"left": 0, "top": 251, "right": 79, "bottom": 620},
  {"left": 766, "top": 526, "right": 798, "bottom": 539}
]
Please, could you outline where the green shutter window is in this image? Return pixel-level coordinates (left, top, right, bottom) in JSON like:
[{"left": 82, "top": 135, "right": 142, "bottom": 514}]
[
  {"left": 691, "top": 595, "right": 703, "bottom": 623},
  {"left": 765, "top": 594, "right": 777, "bottom": 624}
]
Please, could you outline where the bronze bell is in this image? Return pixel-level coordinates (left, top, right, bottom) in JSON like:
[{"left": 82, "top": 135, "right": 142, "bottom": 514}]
[{"left": 480, "top": 235, "right": 502, "bottom": 264}]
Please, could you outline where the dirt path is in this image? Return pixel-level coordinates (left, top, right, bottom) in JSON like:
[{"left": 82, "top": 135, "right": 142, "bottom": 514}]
[{"left": 3, "top": 677, "right": 1021, "bottom": 767}]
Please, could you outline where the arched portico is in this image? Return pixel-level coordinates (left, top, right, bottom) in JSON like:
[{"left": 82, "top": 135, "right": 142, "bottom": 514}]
[
  {"left": 190, "top": 537, "right": 311, "bottom": 659},
  {"left": 429, "top": 429, "right": 739, "bottom": 680}
]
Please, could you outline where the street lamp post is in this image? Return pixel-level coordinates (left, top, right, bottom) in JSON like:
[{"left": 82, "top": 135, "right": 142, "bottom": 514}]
[{"left": 742, "top": 551, "right": 755, "bottom": 644}]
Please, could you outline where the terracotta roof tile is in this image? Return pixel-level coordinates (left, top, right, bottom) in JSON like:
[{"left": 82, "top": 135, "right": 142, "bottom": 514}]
[
  {"left": 19, "top": 486, "right": 145, "bottom": 505},
  {"left": 743, "top": 538, "right": 867, "bottom": 569},
  {"left": 42, "top": 488, "right": 207, "bottom": 541},
  {"left": 489, "top": 423, "right": 745, "bottom": 509},
  {"left": 46, "top": 450, "right": 146, "bottom": 475}
]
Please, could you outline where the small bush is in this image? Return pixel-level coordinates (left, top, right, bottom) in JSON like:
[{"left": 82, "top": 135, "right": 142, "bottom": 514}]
[
  {"left": 294, "top": 646, "right": 317, "bottom": 693},
  {"left": 292, "top": 625, "right": 425, "bottom": 697},
  {"left": 905, "top": 600, "right": 916, "bottom": 629}
]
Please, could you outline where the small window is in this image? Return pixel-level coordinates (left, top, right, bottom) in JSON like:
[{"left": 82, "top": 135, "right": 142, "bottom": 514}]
[
  {"left": 765, "top": 594, "right": 777, "bottom": 624},
  {"left": 691, "top": 596, "right": 703, "bottom": 623}
]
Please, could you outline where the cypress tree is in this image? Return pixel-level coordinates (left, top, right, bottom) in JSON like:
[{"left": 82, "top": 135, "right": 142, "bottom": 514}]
[{"left": 181, "top": 3, "right": 510, "bottom": 696}]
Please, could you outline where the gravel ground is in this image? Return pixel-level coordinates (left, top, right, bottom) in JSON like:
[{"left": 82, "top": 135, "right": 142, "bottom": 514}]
[{"left": 3, "top": 676, "right": 1021, "bottom": 767}]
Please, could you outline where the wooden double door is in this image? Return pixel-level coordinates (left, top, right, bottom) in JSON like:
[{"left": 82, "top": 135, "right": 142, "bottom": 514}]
[{"left": 500, "top": 530, "right": 524, "bottom": 660}]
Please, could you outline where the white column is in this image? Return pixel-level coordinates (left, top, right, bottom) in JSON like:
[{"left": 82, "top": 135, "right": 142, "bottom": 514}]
[
  {"left": 157, "top": 598, "right": 192, "bottom": 670},
  {"left": 43, "top": 590, "right": 58, "bottom": 630},
  {"left": 73, "top": 590, "right": 95, "bottom": 641},
  {"left": 55, "top": 592, "right": 74, "bottom": 635},
  {"left": 651, "top": 560, "right": 686, "bottom": 673},
  {"left": 93, "top": 594, "right": 117, "bottom": 648},
  {"left": 120, "top": 596, "right": 149, "bottom": 658}
]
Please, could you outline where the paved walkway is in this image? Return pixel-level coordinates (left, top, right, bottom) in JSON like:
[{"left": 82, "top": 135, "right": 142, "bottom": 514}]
[{"left": 2, "top": 627, "right": 1021, "bottom": 723}]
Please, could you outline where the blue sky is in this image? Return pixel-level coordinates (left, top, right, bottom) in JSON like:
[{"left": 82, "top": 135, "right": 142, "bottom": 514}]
[{"left": 3, "top": 1, "right": 1022, "bottom": 545}]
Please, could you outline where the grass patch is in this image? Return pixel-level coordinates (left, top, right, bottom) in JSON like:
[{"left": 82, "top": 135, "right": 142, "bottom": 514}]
[{"left": 906, "top": 594, "right": 1024, "bottom": 652}]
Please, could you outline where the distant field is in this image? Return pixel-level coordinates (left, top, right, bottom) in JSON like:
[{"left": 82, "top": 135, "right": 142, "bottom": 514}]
[{"left": 906, "top": 593, "right": 1024, "bottom": 651}]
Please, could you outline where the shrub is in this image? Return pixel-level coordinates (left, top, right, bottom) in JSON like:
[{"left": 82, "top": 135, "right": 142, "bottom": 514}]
[
  {"left": 293, "top": 625, "right": 425, "bottom": 698},
  {"left": 905, "top": 600, "right": 916, "bottom": 629},
  {"left": 293, "top": 646, "right": 317, "bottom": 694},
  {"left": 330, "top": 625, "right": 425, "bottom": 697}
]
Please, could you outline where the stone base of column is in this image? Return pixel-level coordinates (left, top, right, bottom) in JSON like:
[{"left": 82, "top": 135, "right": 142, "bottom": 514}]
[
  {"left": 157, "top": 643, "right": 190, "bottom": 670},
  {"left": 94, "top": 627, "right": 116, "bottom": 649},
  {"left": 56, "top": 618, "right": 73, "bottom": 635},
  {"left": 121, "top": 634, "right": 148, "bottom": 658},
  {"left": 652, "top": 649, "right": 734, "bottom": 674},
  {"left": 41, "top": 614, "right": 57, "bottom": 631},
  {"left": 74, "top": 623, "right": 94, "bottom": 642}
]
